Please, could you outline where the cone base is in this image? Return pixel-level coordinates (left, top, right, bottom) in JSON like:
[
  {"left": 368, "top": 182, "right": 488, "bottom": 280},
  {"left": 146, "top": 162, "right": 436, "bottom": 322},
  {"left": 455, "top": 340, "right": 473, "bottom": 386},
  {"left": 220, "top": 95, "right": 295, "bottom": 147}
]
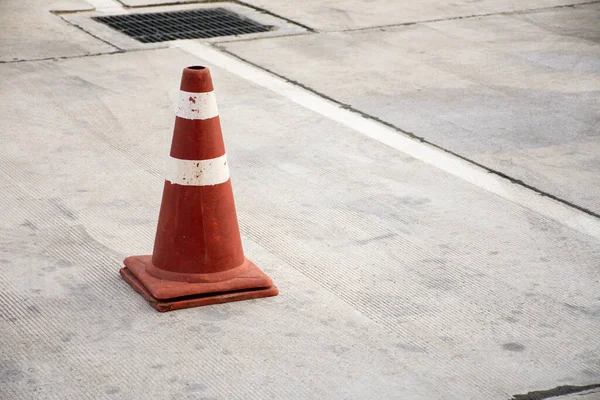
[{"left": 120, "top": 255, "right": 278, "bottom": 312}]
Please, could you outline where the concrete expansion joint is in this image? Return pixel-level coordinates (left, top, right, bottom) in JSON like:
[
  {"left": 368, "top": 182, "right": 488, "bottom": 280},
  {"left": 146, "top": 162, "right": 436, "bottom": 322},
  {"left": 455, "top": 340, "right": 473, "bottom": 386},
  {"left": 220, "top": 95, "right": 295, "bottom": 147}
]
[
  {"left": 0, "top": 46, "right": 169, "bottom": 64},
  {"left": 0, "top": 50, "right": 124, "bottom": 64},
  {"left": 215, "top": 30, "right": 315, "bottom": 45},
  {"left": 232, "top": 0, "right": 317, "bottom": 32}
]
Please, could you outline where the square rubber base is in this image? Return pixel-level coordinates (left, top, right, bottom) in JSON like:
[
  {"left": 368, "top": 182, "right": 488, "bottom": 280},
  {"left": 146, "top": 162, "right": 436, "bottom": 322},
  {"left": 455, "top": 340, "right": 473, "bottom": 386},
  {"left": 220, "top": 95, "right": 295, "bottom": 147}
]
[{"left": 120, "top": 255, "right": 278, "bottom": 312}]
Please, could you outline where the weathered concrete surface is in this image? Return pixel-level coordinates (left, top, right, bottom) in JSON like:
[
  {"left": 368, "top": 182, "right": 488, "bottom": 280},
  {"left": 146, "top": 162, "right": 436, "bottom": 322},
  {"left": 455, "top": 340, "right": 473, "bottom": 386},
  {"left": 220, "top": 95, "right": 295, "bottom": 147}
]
[
  {"left": 109, "top": 0, "right": 597, "bottom": 31},
  {"left": 222, "top": 3, "right": 600, "bottom": 214},
  {"left": 1, "top": 47, "right": 600, "bottom": 399},
  {"left": 0, "top": 0, "right": 116, "bottom": 62}
]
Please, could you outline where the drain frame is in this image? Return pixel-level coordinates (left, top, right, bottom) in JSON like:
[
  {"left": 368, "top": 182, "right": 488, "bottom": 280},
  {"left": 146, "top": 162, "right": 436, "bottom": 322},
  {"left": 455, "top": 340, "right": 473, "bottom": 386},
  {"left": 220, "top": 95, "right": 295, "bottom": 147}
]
[
  {"left": 92, "top": 7, "right": 273, "bottom": 43},
  {"left": 60, "top": 3, "right": 307, "bottom": 50}
]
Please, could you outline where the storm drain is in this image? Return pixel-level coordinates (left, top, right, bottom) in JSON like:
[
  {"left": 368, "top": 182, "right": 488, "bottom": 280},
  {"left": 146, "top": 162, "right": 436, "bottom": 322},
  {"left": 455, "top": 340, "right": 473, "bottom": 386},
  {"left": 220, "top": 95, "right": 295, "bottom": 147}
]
[{"left": 92, "top": 8, "right": 272, "bottom": 43}]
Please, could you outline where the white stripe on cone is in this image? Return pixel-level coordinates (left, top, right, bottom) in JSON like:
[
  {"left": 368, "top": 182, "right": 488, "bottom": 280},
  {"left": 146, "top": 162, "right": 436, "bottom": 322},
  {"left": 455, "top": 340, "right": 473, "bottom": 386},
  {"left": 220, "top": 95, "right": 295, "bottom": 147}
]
[
  {"left": 176, "top": 90, "right": 219, "bottom": 120},
  {"left": 166, "top": 154, "right": 230, "bottom": 186}
]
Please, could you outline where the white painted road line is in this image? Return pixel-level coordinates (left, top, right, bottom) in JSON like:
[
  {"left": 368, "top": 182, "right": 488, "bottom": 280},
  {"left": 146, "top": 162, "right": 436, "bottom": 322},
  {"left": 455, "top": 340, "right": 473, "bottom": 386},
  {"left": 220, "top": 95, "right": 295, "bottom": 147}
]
[
  {"left": 176, "top": 90, "right": 219, "bottom": 120},
  {"left": 174, "top": 40, "right": 600, "bottom": 241},
  {"left": 166, "top": 154, "right": 230, "bottom": 186}
]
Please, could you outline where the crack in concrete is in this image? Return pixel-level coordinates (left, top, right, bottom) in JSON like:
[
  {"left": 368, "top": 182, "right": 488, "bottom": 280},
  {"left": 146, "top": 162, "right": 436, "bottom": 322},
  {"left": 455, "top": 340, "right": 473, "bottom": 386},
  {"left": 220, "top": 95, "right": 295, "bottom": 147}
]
[
  {"left": 0, "top": 47, "right": 158, "bottom": 64},
  {"left": 511, "top": 383, "right": 600, "bottom": 400}
]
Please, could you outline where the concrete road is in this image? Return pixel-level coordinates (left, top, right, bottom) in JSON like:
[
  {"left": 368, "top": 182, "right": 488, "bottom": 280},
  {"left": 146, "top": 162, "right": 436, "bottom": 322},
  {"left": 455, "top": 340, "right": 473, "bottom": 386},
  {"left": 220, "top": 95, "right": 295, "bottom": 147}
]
[
  {"left": 1, "top": 0, "right": 599, "bottom": 399},
  {"left": 223, "top": 3, "right": 600, "bottom": 215}
]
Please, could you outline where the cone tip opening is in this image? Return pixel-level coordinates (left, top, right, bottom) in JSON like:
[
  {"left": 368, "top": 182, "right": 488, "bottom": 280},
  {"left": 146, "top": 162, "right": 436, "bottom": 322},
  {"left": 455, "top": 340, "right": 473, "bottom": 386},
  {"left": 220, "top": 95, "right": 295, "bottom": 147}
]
[{"left": 180, "top": 66, "right": 214, "bottom": 92}]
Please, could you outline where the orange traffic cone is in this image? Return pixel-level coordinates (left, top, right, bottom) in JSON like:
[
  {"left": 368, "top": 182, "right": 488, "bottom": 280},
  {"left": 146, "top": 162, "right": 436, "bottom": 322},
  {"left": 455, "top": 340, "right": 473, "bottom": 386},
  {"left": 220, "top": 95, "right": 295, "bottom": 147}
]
[{"left": 120, "top": 66, "right": 278, "bottom": 312}]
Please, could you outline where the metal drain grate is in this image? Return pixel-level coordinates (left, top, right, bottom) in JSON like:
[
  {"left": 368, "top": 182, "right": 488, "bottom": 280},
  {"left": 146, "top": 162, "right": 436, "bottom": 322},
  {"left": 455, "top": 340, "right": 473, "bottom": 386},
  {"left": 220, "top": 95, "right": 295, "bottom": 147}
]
[{"left": 92, "top": 8, "right": 272, "bottom": 43}]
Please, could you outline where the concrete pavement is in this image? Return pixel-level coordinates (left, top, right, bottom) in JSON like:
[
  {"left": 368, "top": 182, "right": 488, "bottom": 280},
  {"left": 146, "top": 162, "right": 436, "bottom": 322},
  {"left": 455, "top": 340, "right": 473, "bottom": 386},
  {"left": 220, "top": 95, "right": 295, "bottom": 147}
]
[
  {"left": 1, "top": 0, "right": 599, "bottom": 399},
  {"left": 0, "top": 0, "right": 115, "bottom": 62},
  {"left": 222, "top": 3, "right": 600, "bottom": 215}
]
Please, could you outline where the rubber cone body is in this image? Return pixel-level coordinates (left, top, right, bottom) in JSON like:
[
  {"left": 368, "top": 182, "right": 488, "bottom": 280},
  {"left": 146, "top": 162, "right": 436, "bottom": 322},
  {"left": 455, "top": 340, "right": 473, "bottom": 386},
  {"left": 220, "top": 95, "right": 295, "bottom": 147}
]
[{"left": 120, "top": 66, "right": 278, "bottom": 312}]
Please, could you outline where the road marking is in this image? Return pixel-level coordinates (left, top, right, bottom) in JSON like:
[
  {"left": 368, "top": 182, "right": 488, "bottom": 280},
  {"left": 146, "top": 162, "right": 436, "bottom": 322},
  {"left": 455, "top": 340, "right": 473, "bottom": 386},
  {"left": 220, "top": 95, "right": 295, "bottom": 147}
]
[
  {"left": 174, "top": 40, "right": 600, "bottom": 240},
  {"left": 176, "top": 90, "right": 219, "bottom": 120},
  {"left": 166, "top": 154, "right": 230, "bottom": 186}
]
